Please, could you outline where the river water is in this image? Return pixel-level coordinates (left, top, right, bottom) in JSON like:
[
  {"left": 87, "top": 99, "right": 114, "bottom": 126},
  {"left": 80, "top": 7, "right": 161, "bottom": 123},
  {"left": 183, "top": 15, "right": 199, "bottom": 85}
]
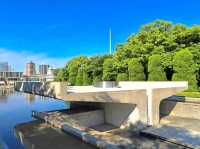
[{"left": 0, "top": 89, "right": 91, "bottom": 149}]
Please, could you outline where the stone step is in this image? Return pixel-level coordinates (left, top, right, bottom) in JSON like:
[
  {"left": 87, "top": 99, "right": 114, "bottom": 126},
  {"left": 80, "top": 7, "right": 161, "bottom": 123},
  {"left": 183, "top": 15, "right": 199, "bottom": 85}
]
[{"left": 141, "top": 125, "right": 200, "bottom": 149}]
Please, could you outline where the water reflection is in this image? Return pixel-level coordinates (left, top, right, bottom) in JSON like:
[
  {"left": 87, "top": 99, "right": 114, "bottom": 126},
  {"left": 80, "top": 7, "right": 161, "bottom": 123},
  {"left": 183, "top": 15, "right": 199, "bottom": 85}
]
[
  {"left": 0, "top": 89, "right": 67, "bottom": 149},
  {"left": 25, "top": 94, "right": 35, "bottom": 104},
  {"left": 0, "top": 88, "right": 14, "bottom": 103}
]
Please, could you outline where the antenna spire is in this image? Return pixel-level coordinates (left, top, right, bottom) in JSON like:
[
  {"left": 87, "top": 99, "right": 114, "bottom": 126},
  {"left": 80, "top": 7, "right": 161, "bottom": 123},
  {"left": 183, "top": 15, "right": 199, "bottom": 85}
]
[{"left": 109, "top": 28, "right": 112, "bottom": 55}]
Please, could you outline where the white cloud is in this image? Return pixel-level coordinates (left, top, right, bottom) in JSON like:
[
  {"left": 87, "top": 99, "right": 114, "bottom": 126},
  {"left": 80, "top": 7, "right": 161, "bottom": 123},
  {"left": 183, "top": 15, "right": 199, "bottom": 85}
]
[{"left": 0, "top": 48, "right": 69, "bottom": 72}]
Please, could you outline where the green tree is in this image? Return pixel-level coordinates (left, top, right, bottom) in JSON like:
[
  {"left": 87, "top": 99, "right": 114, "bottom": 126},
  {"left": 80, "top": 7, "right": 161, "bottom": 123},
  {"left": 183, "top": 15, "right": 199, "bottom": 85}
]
[
  {"left": 148, "top": 55, "right": 167, "bottom": 81},
  {"left": 54, "top": 19, "right": 200, "bottom": 89},
  {"left": 67, "top": 56, "right": 88, "bottom": 85},
  {"left": 88, "top": 55, "right": 111, "bottom": 83},
  {"left": 128, "top": 58, "right": 145, "bottom": 81},
  {"left": 172, "top": 49, "right": 198, "bottom": 90},
  {"left": 54, "top": 66, "right": 68, "bottom": 82},
  {"left": 54, "top": 68, "right": 65, "bottom": 81},
  {"left": 82, "top": 64, "right": 91, "bottom": 85},
  {"left": 76, "top": 68, "right": 83, "bottom": 85},
  {"left": 117, "top": 73, "right": 128, "bottom": 81},
  {"left": 68, "top": 62, "right": 79, "bottom": 85},
  {"left": 102, "top": 58, "right": 117, "bottom": 81}
]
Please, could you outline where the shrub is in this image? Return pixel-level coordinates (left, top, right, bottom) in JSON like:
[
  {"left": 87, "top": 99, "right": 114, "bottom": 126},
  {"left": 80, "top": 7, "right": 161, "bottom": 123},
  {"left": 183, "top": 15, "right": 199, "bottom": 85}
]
[
  {"left": 93, "top": 75, "right": 102, "bottom": 84},
  {"left": 117, "top": 73, "right": 128, "bottom": 81},
  {"left": 82, "top": 65, "right": 91, "bottom": 85},
  {"left": 172, "top": 49, "right": 198, "bottom": 90},
  {"left": 128, "top": 58, "right": 145, "bottom": 81},
  {"left": 68, "top": 63, "right": 78, "bottom": 85},
  {"left": 102, "top": 58, "right": 117, "bottom": 81},
  {"left": 75, "top": 68, "right": 83, "bottom": 85},
  {"left": 148, "top": 55, "right": 167, "bottom": 81}
]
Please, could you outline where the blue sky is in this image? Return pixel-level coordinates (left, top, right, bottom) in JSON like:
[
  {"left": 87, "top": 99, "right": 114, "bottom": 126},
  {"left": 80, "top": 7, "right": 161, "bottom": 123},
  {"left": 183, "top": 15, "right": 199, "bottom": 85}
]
[{"left": 0, "top": 0, "right": 199, "bottom": 71}]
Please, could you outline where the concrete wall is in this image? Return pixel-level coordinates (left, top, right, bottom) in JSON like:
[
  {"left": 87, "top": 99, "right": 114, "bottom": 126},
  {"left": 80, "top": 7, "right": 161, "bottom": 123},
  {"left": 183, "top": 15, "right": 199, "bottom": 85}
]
[
  {"left": 160, "top": 100, "right": 200, "bottom": 120},
  {"left": 70, "top": 102, "right": 143, "bottom": 131},
  {"left": 101, "top": 103, "right": 140, "bottom": 129},
  {"left": 151, "top": 87, "right": 186, "bottom": 125},
  {"left": 15, "top": 81, "right": 66, "bottom": 99},
  {"left": 70, "top": 110, "right": 104, "bottom": 127}
]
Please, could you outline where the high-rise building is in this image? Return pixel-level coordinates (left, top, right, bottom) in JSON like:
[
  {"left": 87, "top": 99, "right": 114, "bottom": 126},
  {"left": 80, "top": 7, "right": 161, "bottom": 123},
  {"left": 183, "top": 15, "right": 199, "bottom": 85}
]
[
  {"left": 39, "top": 64, "right": 49, "bottom": 76},
  {"left": 25, "top": 61, "right": 36, "bottom": 76},
  {"left": 0, "top": 62, "right": 9, "bottom": 72}
]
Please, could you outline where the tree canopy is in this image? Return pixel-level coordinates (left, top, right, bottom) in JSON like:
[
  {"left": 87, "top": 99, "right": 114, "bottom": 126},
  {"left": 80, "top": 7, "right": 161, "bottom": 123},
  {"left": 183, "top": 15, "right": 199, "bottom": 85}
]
[{"left": 55, "top": 19, "right": 200, "bottom": 90}]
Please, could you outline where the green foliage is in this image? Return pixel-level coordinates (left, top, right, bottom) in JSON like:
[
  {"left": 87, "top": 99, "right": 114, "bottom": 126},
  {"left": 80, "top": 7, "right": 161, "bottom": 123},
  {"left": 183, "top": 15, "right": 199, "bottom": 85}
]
[
  {"left": 76, "top": 68, "right": 83, "bottom": 86},
  {"left": 68, "top": 62, "right": 78, "bottom": 85},
  {"left": 172, "top": 49, "right": 198, "bottom": 90},
  {"left": 148, "top": 55, "right": 167, "bottom": 81},
  {"left": 87, "top": 55, "right": 110, "bottom": 83},
  {"left": 82, "top": 65, "right": 92, "bottom": 85},
  {"left": 128, "top": 58, "right": 145, "bottom": 81},
  {"left": 93, "top": 75, "right": 102, "bottom": 84},
  {"left": 67, "top": 56, "right": 88, "bottom": 85},
  {"left": 117, "top": 73, "right": 128, "bottom": 81},
  {"left": 102, "top": 58, "right": 117, "bottom": 81},
  {"left": 177, "top": 91, "right": 200, "bottom": 98},
  {"left": 54, "top": 68, "right": 67, "bottom": 82},
  {"left": 55, "top": 19, "right": 200, "bottom": 89}
]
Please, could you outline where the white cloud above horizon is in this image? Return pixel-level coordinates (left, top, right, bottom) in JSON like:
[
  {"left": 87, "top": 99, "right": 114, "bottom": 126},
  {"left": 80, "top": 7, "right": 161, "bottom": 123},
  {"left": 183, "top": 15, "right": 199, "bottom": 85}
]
[{"left": 0, "top": 48, "right": 69, "bottom": 72}]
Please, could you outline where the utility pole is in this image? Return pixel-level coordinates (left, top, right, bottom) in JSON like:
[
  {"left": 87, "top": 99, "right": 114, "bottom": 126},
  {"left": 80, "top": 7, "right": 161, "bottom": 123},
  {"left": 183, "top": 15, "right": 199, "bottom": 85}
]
[{"left": 109, "top": 28, "right": 112, "bottom": 55}]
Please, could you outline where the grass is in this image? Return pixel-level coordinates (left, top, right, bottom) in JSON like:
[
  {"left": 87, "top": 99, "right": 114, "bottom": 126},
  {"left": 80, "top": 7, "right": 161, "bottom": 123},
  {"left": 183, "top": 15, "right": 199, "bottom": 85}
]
[{"left": 176, "top": 91, "right": 200, "bottom": 98}]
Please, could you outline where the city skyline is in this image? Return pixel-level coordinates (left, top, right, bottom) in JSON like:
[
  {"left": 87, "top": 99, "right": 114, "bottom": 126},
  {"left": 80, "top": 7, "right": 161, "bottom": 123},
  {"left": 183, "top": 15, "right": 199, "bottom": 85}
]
[{"left": 0, "top": 60, "right": 53, "bottom": 74}]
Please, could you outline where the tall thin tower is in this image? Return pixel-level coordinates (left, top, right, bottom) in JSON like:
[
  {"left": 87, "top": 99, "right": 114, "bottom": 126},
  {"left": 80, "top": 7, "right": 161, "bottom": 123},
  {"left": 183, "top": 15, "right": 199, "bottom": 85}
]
[{"left": 109, "top": 28, "right": 112, "bottom": 55}]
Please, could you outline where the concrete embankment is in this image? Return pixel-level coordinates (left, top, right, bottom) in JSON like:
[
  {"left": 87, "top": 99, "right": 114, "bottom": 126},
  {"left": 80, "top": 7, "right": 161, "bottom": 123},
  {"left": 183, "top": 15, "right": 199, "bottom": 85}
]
[
  {"left": 31, "top": 109, "right": 186, "bottom": 149},
  {"left": 15, "top": 120, "right": 97, "bottom": 149},
  {"left": 142, "top": 96, "right": 200, "bottom": 149},
  {"left": 160, "top": 96, "right": 200, "bottom": 120}
]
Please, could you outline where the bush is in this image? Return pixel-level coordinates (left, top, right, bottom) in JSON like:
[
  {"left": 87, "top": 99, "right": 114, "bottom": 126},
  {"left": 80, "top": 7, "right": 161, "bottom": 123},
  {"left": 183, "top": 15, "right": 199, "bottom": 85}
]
[
  {"left": 172, "top": 49, "right": 198, "bottom": 90},
  {"left": 82, "top": 65, "right": 91, "bottom": 85},
  {"left": 117, "top": 73, "right": 128, "bottom": 81},
  {"left": 93, "top": 75, "right": 102, "bottom": 84},
  {"left": 102, "top": 58, "right": 117, "bottom": 81},
  {"left": 128, "top": 58, "right": 145, "bottom": 81},
  {"left": 75, "top": 68, "right": 83, "bottom": 85},
  {"left": 68, "top": 63, "right": 78, "bottom": 85},
  {"left": 54, "top": 68, "right": 66, "bottom": 82},
  {"left": 148, "top": 55, "right": 167, "bottom": 81}
]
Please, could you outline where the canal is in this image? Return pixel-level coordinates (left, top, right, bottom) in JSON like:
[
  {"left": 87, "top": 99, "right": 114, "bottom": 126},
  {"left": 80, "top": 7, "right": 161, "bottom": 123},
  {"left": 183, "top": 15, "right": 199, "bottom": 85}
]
[{"left": 0, "top": 89, "right": 95, "bottom": 149}]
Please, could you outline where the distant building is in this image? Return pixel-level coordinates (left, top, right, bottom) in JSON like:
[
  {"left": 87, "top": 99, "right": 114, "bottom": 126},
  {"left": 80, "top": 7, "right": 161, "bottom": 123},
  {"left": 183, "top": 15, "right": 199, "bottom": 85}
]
[
  {"left": 25, "top": 61, "right": 36, "bottom": 76},
  {"left": 0, "top": 62, "right": 9, "bottom": 72},
  {"left": 0, "top": 71, "right": 23, "bottom": 81},
  {"left": 46, "top": 67, "right": 56, "bottom": 81},
  {"left": 39, "top": 64, "right": 49, "bottom": 76}
]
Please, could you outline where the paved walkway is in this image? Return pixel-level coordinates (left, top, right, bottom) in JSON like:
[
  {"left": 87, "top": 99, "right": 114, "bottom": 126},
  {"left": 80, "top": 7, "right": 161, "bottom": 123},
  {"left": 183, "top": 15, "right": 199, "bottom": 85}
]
[
  {"left": 141, "top": 124, "right": 200, "bottom": 149},
  {"left": 160, "top": 116, "right": 200, "bottom": 132}
]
